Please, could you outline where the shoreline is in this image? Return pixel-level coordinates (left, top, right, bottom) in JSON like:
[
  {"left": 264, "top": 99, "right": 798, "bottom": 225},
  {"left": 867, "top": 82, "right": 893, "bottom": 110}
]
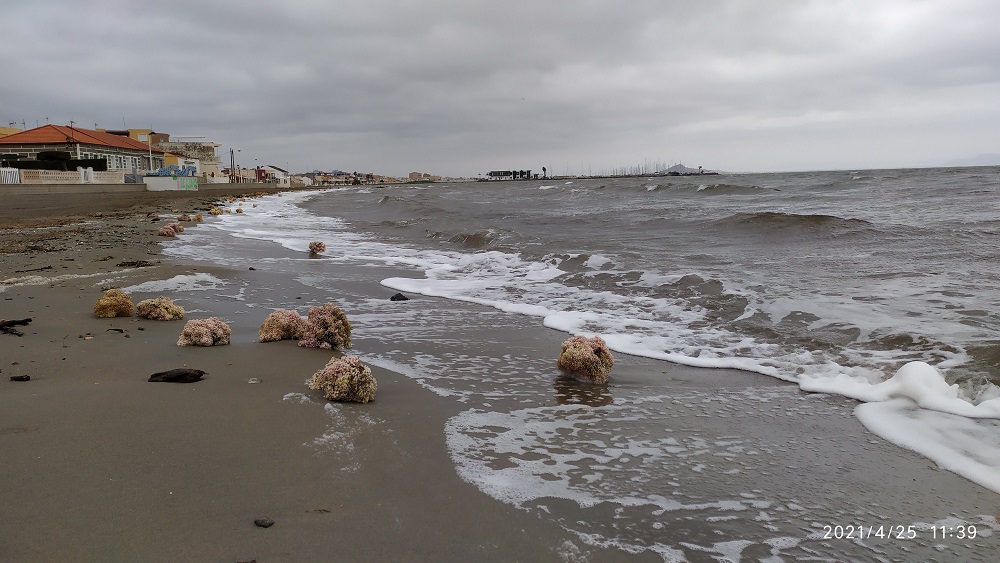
[
  {"left": 0, "top": 190, "right": 616, "bottom": 562},
  {"left": 3, "top": 189, "right": 1000, "bottom": 561}
]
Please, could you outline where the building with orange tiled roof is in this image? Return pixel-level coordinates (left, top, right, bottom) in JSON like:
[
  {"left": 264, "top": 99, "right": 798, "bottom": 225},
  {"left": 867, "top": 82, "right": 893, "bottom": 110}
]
[
  {"left": 0, "top": 124, "right": 165, "bottom": 172},
  {"left": 0, "top": 126, "right": 22, "bottom": 138}
]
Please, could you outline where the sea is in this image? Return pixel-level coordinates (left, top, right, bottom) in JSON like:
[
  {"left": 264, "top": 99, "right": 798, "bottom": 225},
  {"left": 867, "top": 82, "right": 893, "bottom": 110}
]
[{"left": 156, "top": 167, "right": 1000, "bottom": 561}]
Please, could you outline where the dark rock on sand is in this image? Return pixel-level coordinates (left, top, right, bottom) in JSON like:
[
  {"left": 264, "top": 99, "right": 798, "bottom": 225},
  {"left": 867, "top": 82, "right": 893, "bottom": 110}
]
[
  {"left": 116, "top": 260, "right": 157, "bottom": 268},
  {"left": 10, "top": 375, "right": 30, "bottom": 382},
  {"left": 389, "top": 292, "right": 409, "bottom": 301},
  {"left": 148, "top": 368, "right": 206, "bottom": 383},
  {"left": 253, "top": 517, "right": 274, "bottom": 528}
]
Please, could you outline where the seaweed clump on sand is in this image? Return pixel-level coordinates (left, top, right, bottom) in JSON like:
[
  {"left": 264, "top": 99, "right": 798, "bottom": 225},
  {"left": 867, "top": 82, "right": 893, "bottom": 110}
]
[
  {"left": 177, "top": 317, "right": 232, "bottom": 346},
  {"left": 93, "top": 289, "right": 135, "bottom": 318},
  {"left": 308, "top": 355, "right": 377, "bottom": 403},
  {"left": 157, "top": 222, "right": 184, "bottom": 237},
  {"left": 136, "top": 296, "right": 186, "bottom": 320},
  {"left": 298, "top": 303, "right": 352, "bottom": 349},
  {"left": 258, "top": 309, "right": 307, "bottom": 342},
  {"left": 557, "top": 335, "right": 614, "bottom": 384},
  {"left": 309, "top": 241, "right": 326, "bottom": 255}
]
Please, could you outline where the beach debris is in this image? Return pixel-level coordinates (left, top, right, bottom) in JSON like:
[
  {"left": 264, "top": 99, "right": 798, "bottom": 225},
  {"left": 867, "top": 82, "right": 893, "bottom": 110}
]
[
  {"left": 248, "top": 266, "right": 256, "bottom": 271},
  {"left": 298, "top": 303, "right": 352, "bottom": 349},
  {"left": 97, "top": 255, "right": 114, "bottom": 261},
  {"left": 253, "top": 517, "right": 274, "bottom": 528},
  {"left": 557, "top": 335, "right": 614, "bottom": 384},
  {"left": 389, "top": 292, "right": 409, "bottom": 301},
  {"left": 1, "top": 318, "right": 32, "bottom": 334},
  {"left": 148, "top": 368, "right": 206, "bottom": 383},
  {"left": 308, "top": 241, "right": 326, "bottom": 255},
  {"left": 157, "top": 222, "right": 185, "bottom": 237},
  {"left": 93, "top": 289, "right": 135, "bottom": 318},
  {"left": 258, "top": 309, "right": 307, "bottom": 342},
  {"left": 194, "top": 213, "right": 203, "bottom": 222},
  {"left": 177, "top": 214, "right": 191, "bottom": 222},
  {"left": 177, "top": 317, "right": 232, "bottom": 346},
  {"left": 305, "top": 508, "right": 331, "bottom": 514},
  {"left": 248, "top": 378, "right": 261, "bottom": 384},
  {"left": 136, "top": 296, "right": 186, "bottom": 320},
  {"left": 116, "top": 260, "right": 157, "bottom": 268},
  {"left": 209, "top": 207, "right": 223, "bottom": 216},
  {"left": 308, "top": 355, "right": 377, "bottom": 403},
  {"left": 9, "top": 375, "right": 30, "bottom": 382},
  {"left": 106, "top": 328, "right": 125, "bottom": 333},
  {"left": 236, "top": 207, "right": 244, "bottom": 213},
  {"left": 13, "top": 265, "right": 53, "bottom": 273}
]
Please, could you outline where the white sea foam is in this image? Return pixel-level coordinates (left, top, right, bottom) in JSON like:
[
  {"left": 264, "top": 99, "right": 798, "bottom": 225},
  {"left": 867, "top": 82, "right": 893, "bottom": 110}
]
[
  {"left": 1, "top": 270, "right": 127, "bottom": 292},
  {"left": 121, "top": 273, "right": 228, "bottom": 294}
]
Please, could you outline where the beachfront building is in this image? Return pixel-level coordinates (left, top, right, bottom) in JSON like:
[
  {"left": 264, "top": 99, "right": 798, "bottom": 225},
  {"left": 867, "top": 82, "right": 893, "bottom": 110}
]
[
  {"left": 487, "top": 169, "right": 533, "bottom": 180},
  {"left": 408, "top": 171, "right": 441, "bottom": 181},
  {"left": 0, "top": 124, "right": 165, "bottom": 172},
  {"left": 156, "top": 139, "right": 223, "bottom": 178},
  {"left": 259, "top": 165, "right": 291, "bottom": 186}
]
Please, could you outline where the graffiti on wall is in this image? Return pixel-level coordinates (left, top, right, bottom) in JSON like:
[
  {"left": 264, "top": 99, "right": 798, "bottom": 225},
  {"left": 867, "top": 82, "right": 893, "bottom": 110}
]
[{"left": 147, "top": 164, "right": 198, "bottom": 177}]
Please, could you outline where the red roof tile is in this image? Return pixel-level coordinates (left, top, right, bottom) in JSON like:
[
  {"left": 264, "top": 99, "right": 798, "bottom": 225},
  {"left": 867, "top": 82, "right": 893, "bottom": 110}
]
[{"left": 0, "top": 124, "right": 165, "bottom": 154}]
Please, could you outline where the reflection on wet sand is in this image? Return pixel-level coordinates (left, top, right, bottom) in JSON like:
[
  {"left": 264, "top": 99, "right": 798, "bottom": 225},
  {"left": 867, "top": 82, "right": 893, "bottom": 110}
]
[{"left": 553, "top": 377, "right": 613, "bottom": 407}]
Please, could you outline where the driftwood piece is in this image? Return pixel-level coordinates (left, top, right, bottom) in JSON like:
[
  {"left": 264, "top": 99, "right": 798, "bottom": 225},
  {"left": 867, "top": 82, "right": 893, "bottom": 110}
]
[
  {"left": 148, "top": 368, "right": 206, "bottom": 383},
  {"left": 1, "top": 318, "right": 32, "bottom": 336},
  {"left": 13, "top": 266, "right": 52, "bottom": 273},
  {"left": 0, "top": 318, "right": 32, "bottom": 329}
]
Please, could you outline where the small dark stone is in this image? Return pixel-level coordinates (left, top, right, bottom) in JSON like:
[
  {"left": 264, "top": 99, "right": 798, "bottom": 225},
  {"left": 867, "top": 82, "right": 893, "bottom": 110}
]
[
  {"left": 254, "top": 517, "right": 274, "bottom": 528},
  {"left": 248, "top": 267, "right": 256, "bottom": 271},
  {"left": 148, "top": 368, "right": 206, "bottom": 383},
  {"left": 10, "top": 375, "right": 30, "bottom": 382},
  {"left": 389, "top": 292, "right": 409, "bottom": 301}
]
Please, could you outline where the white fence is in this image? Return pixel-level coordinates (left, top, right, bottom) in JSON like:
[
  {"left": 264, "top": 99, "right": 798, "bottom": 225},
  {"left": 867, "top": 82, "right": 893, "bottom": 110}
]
[
  {"left": 15, "top": 168, "right": 127, "bottom": 184},
  {"left": 0, "top": 167, "right": 20, "bottom": 184}
]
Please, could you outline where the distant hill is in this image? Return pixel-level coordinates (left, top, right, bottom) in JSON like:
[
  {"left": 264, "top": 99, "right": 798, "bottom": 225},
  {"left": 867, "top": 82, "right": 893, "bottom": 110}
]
[
  {"left": 945, "top": 154, "right": 1000, "bottom": 167},
  {"left": 657, "top": 163, "right": 718, "bottom": 175}
]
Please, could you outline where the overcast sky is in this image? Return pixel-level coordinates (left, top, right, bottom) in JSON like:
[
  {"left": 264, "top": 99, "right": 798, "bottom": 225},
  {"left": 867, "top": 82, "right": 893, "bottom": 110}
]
[{"left": 3, "top": 0, "right": 999, "bottom": 176}]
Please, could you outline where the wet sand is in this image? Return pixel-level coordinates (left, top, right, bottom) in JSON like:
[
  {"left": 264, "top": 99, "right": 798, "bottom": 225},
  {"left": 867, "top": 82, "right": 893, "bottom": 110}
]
[{"left": 2, "top": 188, "right": 1000, "bottom": 561}]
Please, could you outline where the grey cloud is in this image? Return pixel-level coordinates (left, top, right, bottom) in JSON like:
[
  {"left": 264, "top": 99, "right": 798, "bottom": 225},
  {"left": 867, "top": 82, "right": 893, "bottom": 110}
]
[{"left": 3, "top": 0, "right": 999, "bottom": 175}]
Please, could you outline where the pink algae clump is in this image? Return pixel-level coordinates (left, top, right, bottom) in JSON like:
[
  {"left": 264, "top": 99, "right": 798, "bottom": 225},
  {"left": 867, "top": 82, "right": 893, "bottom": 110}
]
[
  {"left": 157, "top": 222, "right": 185, "bottom": 237},
  {"left": 135, "top": 296, "right": 185, "bottom": 320},
  {"left": 258, "top": 309, "right": 307, "bottom": 342},
  {"left": 297, "top": 303, "right": 352, "bottom": 349},
  {"left": 177, "top": 317, "right": 232, "bottom": 347},
  {"left": 557, "top": 335, "right": 614, "bottom": 384},
  {"left": 309, "top": 241, "right": 326, "bottom": 254},
  {"left": 93, "top": 288, "right": 135, "bottom": 318},
  {"left": 307, "top": 356, "right": 377, "bottom": 403}
]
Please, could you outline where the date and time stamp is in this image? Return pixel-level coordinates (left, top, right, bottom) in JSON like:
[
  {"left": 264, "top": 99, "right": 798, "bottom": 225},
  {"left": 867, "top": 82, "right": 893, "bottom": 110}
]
[{"left": 820, "top": 523, "right": 981, "bottom": 541}]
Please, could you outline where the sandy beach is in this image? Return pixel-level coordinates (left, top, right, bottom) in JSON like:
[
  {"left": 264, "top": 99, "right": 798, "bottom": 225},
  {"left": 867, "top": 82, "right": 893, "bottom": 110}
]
[
  {"left": 0, "top": 188, "right": 633, "bottom": 562},
  {"left": 3, "top": 186, "right": 1000, "bottom": 562}
]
